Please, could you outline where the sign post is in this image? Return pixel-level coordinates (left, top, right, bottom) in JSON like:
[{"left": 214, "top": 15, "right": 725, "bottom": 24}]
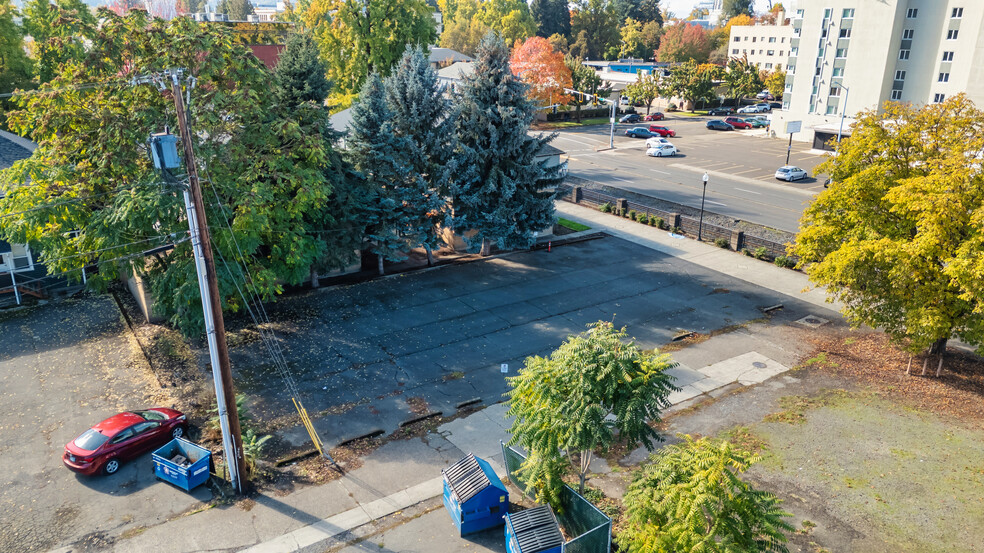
[{"left": 784, "top": 120, "right": 802, "bottom": 165}]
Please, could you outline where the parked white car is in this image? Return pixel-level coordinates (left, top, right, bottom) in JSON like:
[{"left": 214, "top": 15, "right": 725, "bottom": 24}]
[
  {"left": 646, "top": 144, "right": 679, "bottom": 157},
  {"left": 775, "top": 165, "right": 808, "bottom": 181},
  {"left": 645, "top": 137, "right": 672, "bottom": 149}
]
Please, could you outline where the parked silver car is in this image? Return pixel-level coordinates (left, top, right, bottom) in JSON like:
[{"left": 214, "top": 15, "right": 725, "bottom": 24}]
[{"left": 775, "top": 165, "right": 808, "bottom": 181}]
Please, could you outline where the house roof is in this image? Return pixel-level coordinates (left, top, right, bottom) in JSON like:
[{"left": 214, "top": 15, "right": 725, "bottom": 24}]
[
  {"left": 0, "top": 131, "right": 33, "bottom": 171},
  {"left": 536, "top": 143, "right": 565, "bottom": 157},
  {"left": 329, "top": 107, "right": 354, "bottom": 134},
  {"left": 428, "top": 47, "right": 473, "bottom": 65},
  {"left": 436, "top": 61, "right": 475, "bottom": 82}
]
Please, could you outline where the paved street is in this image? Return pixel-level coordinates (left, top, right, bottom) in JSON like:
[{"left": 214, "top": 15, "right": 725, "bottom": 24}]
[{"left": 551, "top": 116, "right": 828, "bottom": 232}]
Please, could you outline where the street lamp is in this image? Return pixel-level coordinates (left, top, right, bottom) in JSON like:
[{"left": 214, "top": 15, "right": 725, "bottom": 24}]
[
  {"left": 834, "top": 83, "right": 851, "bottom": 150},
  {"left": 698, "top": 172, "right": 709, "bottom": 241}
]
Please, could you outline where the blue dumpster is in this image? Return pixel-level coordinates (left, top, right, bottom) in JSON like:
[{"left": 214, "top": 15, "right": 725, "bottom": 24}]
[
  {"left": 152, "top": 438, "right": 211, "bottom": 491},
  {"left": 505, "top": 505, "right": 564, "bottom": 553},
  {"left": 442, "top": 453, "right": 509, "bottom": 535}
]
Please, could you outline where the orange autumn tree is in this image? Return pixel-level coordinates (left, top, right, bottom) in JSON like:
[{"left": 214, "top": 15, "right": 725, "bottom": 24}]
[{"left": 509, "top": 36, "right": 573, "bottom": 107}]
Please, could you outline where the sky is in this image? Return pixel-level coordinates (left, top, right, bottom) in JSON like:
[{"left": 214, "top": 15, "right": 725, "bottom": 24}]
[{"left": 663, "top": 0, "right": 787, "bottom": 20}]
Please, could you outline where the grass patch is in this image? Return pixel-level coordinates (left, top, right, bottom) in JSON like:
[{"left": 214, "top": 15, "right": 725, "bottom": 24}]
[
  {"left": 536, "top": 117, "right": 611, "bottom": 129},
  {"left": 442, "top": 371, "right": 465, "bottom": 381},
  {"left": 719, "top": 425, "right": 769, "bottom": 453},
  {"left": 557, "top": 218, "right": 591, "bottom": 232},
  {"left": 671, "top": 110, "right": 708, "bottom": 117},
  {"left": 797, "top": 351, "right": 839, "bottom": 369},
  {"left": 579, "top": 485, "right": 622, "bottom": 520},
  {"left": 763, "top": 389, "right": 851, "bottom": 425}
]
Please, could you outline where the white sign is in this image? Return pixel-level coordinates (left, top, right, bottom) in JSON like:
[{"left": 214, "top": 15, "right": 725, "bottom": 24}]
[
  {"left": 610, "top": 117, "right": 615, "bottom": 124},
  {"left": 785, "top": 120, "right": 802, "bottom": 134},
  {"left": 500, "top": 363, "right": 509, "bottom": 373}
]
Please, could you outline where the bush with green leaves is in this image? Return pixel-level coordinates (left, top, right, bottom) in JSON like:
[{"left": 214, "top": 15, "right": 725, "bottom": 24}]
[
  {"left": 242, "top": 429, "right": 273, "bottom": 476},
  {"left": 650, "top": 216, "right": 664, "bottom": 228},
  {"left": 715, "top": 238, "right": 730, "bottom": 249},
  {"left": 506, "top": 321, "right": 679, "bottom": 507},
  {"left": 600, "top": 202, "right": 613, "bottom": 213},
  {"left": 619, "top": 435, "right": 793, "bottom": 553},
  {"left": 774, "top": 255, "right": 795, "bottom": 268},
  {"left": 754, "top": 246, "right": 770, "bottom": 260}
]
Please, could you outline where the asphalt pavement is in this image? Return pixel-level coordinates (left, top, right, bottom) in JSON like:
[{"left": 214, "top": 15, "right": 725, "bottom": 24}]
[{"left": 550, "top": 115, "right": 828, "bottom": 232}]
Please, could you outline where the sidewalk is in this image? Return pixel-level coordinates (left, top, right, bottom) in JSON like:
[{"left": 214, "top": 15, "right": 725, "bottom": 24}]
[{"left": 63, "top": 203, "right": 840, "bottom": 553}]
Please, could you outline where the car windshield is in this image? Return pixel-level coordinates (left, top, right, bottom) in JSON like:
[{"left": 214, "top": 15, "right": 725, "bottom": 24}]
[
  {"left": 778, "top": 168, "right": 789, "bottom": 172},
  {"left": 73, "top": 429, "right": 109, "bottom": 451},
  {"left": 135, "top": 410, "right": 167, "bottom": 421}
]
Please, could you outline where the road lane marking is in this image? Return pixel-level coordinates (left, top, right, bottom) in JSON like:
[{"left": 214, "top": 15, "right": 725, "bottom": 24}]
[
  {"left": 611, "top": 176, "right": 634, "bottom": 183},
  {"left": 734, "top": 188, "right": 761, "bottom": 195},
  {"left": 705, "top": 200, "right": 728, "bottom": 206},
  {"left": 650, "top": 168, "right": 671, "bottom": 175},
  {"left": 554, "top": 135, "right": 600, "bottom": 147}
]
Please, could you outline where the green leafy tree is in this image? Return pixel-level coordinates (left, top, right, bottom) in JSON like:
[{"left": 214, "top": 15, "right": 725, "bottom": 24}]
[
  {"left": 723, "top": 54, "right": 762, "bottom": 105},
  {"left": 722, "top": 0, "right": 753, "bottom": 20},
  {"left": 383, "top": 46, "right": 450, "bottom": 266},
  {"left": 547, "top": 33, "right": 569, "bottom": 55},
  {"left": 792, "top": 96, "right": 984, "bottom": 374},
  {"left": 613, "top": 0, "right": 662, "bottom": 26},
  {"left": 570, "top": 0, "right": 620, "bottom": 60},
  {"left": 21, "top": 0, "right": 96, "bottom": 84},
  {"left": 764, "top": 64, "right": 785, "bottom": 99},
  {"left": 186, "top": 0, "right": 207, "bottom": 13},
  {"left": 640, "top": 19, "right": 662, "bottom": 57},
  {"left": 273, "top": 31, "right": 331, "bottom": 108},
  {"left": 446, "top": 33, "right": 562, "bottom": 255},
  {"left": 219, "top": 0, "right": 255, "bottom": 19},
  {"left": 347, "top": 74, "right": 417, "bottom": 275},
  {"left": 667, "top": 59, "right": 718, "bottom": 111},
  {"left": 507, "top": 321, "right": 678, "bottom": 505},
  {"left": 0, "top": 9, "right": 347, "bottom": 335},
  {"left": 619, "top": 435, "right": 793, "bottom": 553},
  {"left": 565, "top": 54, "right": 605, "bottom": 122},
  {"left": 531, "top": 0, "right": 570, "bottom": 39},
  {"left": 0, "top": 2, "right": 32, "bottom": 100},
  {"left": 307, "top": 0, "right": 436, "bottom": 100},
  {"left": 656, "top": 21, "right": 710, "bottom": 63},
  {"left": 438, "top": 0, "right": 490, "bottom": 57},
  {"left": 624, "top": 69, "right": 661, "bottom": 114}
]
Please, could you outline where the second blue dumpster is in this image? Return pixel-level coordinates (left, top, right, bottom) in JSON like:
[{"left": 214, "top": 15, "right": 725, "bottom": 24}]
[
  {"left": 505, "top": 504, "right": 564, "bottom": 553},
  {"left": 442, "top": 453, "right": 508, "bottom": 535}
]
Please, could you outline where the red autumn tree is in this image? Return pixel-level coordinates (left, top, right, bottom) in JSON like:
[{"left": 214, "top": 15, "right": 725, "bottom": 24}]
[
  {"left": 656, "top": 22, "right": 711, "bottom": 64},
  {"left": 510, "top": 36, "right": 573, "bottom": 107}
]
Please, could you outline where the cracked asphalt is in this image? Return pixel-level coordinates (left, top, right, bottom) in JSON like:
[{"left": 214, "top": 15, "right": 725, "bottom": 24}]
[{"left": 228, "top": 236, "right": 826, "bottom": 448}]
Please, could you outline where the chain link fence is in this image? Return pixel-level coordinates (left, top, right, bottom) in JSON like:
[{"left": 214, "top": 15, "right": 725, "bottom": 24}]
[{"left": 501, "top": 442, "right": 612, "bottom": 553}]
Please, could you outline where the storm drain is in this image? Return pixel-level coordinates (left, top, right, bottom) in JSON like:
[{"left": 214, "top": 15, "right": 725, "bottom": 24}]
[{"left": 795, "top": 315, "right": 830, "bottom": 328}]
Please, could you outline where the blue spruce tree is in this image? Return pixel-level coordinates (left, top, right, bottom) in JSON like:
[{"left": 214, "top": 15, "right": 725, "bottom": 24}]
[
  {"left": 446, "top": 33, "right": 565, "bottom": 256},
  {"left": 347, "top": 74, "right": 417, "bottom": 275},
  {"left": 383, "top": 46, "right": 451, "bottom": 266}
]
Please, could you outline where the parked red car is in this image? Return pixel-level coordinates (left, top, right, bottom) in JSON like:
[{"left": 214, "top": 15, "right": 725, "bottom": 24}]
[
  {"left": 63, "top": 408, "right": 187, "bottom": 476},
  {"left": 647, "top": 125, "right": 676, "bottom": 137},
  {"left": 644, "top": 112, "right": 665, "bottom": 121},
  {"left": 724, "top": 117, "right": 751, "bottom": 129}
]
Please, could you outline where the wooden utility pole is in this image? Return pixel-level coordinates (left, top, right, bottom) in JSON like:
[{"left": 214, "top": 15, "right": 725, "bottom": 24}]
[{"left": 169, "top": 72, "right": 248, "bottom": 493}]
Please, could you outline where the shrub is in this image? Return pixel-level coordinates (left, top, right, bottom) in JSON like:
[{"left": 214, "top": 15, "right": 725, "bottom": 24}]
[
  {"left": 673, "top": 226, "right": 683, "bottom": 234},
  {"left": 628, "top": 210, "right": 637, "bottom": 220},
  {"left": 742, "top": 248, "right": 754, "bottom": 257},
  {"left": 653, "top": 217, "right": 665, "bottom": 229},
  {"left": 635, "top": 212, "right": 647, "bottom": 223},
  {"left": 754, "top": 246, "right": 769, "bottom": 260},
  {"left": 668, "top": 102, "right": 678, "bottom": 111},
  {"left": 714, "top": 238, "right": 730, "bottom": 249},
  {"left": 774, "top": 255, "right": 796, "bottom": 268},
  {"left": 600, "top": 202, "right": 613, "bottom": 213}
]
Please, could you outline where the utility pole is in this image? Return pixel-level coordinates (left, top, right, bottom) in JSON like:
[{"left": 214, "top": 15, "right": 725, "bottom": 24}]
[{"left": 168, "top": 71, "right": 248, "bottom": 493}]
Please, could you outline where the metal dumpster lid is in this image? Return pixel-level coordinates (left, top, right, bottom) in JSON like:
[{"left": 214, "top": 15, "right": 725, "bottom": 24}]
[
  {"left": 509, "top": 505, "right": 564, "bottom": 553},
  {"left": 442, "top": 453, "right": 491, "bottom": 504}
]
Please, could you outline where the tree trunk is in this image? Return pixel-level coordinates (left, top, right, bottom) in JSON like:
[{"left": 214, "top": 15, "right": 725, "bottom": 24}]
[
  {"left": 905, "top": 354, "right": 912, "bottom": 375},
  {"left": 579, "top": 449, "right": 592, "bottom": 494},
  {"left": 480, "top": 238, "right": 491, "bottom": 257},
  {"left": 310, "top": 269, "right": 320, "bottom": 289},
  {"left": 377, "top": 254, "right": 384, "bottom": 276},
  {"left": 929, "top": 337, "right": 947, "bottom": 355},
  {"left": 425, "top": 244, "right": 434, "bottom": 267},
  {"left": 921, "top": 356, "right": 928, "bottom": 376},
  {"left": 936, "top": 354, "right": 944, "bottom": 378}
]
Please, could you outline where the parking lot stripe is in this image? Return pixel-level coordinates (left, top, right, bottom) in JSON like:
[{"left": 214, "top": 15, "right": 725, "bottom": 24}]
[
  {"left": 733, "top": 168, "right": 763, "bottom": 175},
  {"left": 611, "top": 176, "right": 634, "bottom": 183},
  {"left": 734, "top": 188, "right": 761, "bottom": 195}
]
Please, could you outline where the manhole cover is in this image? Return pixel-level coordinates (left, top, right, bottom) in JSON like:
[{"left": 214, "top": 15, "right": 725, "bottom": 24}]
[
  {"left": 752, "top": 361, "right": 767, "bottom": 368},
  {"left": 804, "top": 318, "right": 822, "bottom": 324},
  {"left": 796, "top": 315, "right": 830, "bottom": 329}
]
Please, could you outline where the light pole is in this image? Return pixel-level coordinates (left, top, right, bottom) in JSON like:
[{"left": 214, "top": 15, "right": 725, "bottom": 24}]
[
  {"left": 835, "top": 83, "right": 851, "bottom": 150},
  {"left": 698, "top": 172, "right": 709, "bottom": 241}
]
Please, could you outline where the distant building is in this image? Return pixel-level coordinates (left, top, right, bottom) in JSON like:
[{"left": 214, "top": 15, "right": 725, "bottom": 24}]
[
  {"left": 0, "top": 132, "right": 48, "bottom": 308},
  {"left": 581, "top": 60, "right": 668, "bottom": 92},
  {"left": 727, "top": 13, "right": 794, "bottom": 71},
  {"left": 436, "top": 61, "right": 475, "bottom": 90},
  {"left": 428, "top": 47, "right": 473, "bottom": 70}
]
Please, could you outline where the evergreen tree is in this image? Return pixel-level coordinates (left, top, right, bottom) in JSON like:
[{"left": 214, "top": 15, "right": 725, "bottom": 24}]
[
  {"left": 446, "top": 33, "right": 562, "bottom": 255},
  {"left": 219, "top": 0, "right": 254, "bottom": 20},
  {"left": 274, "top": 31, "right": 331, "bottom": 109},
  {"left": 383, "top": 46, "right": 450, "bottom": 266},
  {"left": 0, "top": 2, "right": 32, "bottom": 95},
  {"left": 347, "top": 74, "right": 415, "bottom": 275},
  {"left": 531, "top": 0, "right": 570, "bottom": 39}
]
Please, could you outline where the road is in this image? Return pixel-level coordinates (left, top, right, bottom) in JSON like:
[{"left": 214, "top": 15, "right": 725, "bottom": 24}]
[{"left": 548, "top": 116, "right": 829, "bottom": 233}]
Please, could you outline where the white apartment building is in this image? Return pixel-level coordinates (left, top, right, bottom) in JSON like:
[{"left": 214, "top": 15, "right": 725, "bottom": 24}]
[
  {"left": 772, "top": 1, "right": 984, "bottom": 149},
  {"left": 728, "top": 15, "right": 795, "bottom": 71}
]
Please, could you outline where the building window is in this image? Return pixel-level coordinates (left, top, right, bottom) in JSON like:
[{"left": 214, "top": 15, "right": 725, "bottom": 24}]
[
  {"left": 781, "top": 37, "right": 786, "bottom": 43},
  {"left": 765, "top": 63, "right": 773, "bottom": 69},
  {"left": 783, "top": 100, "right": 791, "bottom": 110},
  {"left": 952, "top": 7, "right": 963, "bottom": 18},
  {"left": 939, "top": 72, "right": 950, "bottom": 82},
  {"left": 769, "top": 37, "right": 776, "bottom": 43},
  {"left": 839, "top": 28, "right": 851, "bottom": 38},
  {"left": 815, "top": 66, "right": 821, "bottom": 76},
  {"left": 836, "top": 48, "right": 848, "bottom": 58},
  {"left": 733, "top": 36, "right": 741, "bottom": 42},
  {"left": 899, "top": 49, "right": 910, "bottom": 60},
  {"left": 842, "top": 8, "right": 855, "bottom": 18},
  {"left": 829, "top": 86, "right": 840, "bottom": 97},
  {"left": 796, "top": 9, "right": 804, "bottom": 18},
  {"left": 826, "top": 105, "right": 838, "bottom": 115},
  {"left": 759, "top": 49, "right": 764, "bottom": 54},
  {"left": 824, "top": 8, "right": 832, "bottom": 18},
  {"left": 791, "top": 47, "right": 798, "bottom": 56},
  {"left": 767, "top": 50, "right": 775, "bottom": 56},
  {"left": 947, "top": 29, "right": 959, "bottom": 40},
  {"left": 942, "top": 51, "right": 954, "bottom": 62},
  {"left": 891, "top": 90, "right": 903, "bottom": 100},
  {"left": 894, "top": 70, "right": 906, "bottom": 80},
  {"left": 779, "top": 50, "right": 784, "bottom": 56},
  {"left": 752, "top": 36, "right": 757, "bottom": 42},
  {"left": 732, "top": 49, "right": 739, "bottom": 54},
  {"left": 785, "top": 83, "right": 793, "bottom": 92},
  {"left": 744, "top": 36, "right": 748, "bottom": 41},
  {"left": 743, "top": 49, "right": 747, "bottom": 54},
  {"left": 906, "top": 8, "right": 918, "bottom": 18},
  {"left": 833, "top": 67, "right": 844, "bottom": 77},
  {"left": 934, "top": 93, "right": 946, "bottom": 103},
  {"left": 902, "top": 29, "right": 914, "bottom": 39}
]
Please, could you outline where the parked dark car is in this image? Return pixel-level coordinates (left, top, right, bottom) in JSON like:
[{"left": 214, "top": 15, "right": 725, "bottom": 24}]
[
  {"left": 706, "top": 120, "right": 735, "bottom": 131},
  {"left": 724, "top": 117, "right": 751, "bottom": 129},
  {"left": 647, "top": 125, "right": 676, "bottom": 137},
  {"left": 644, "top": 112, "right": 665, "bottom": 121},
  {"left": 624, "top": 127, "right": 656, "bottom": 138},
  {"left": 63, "top": 409, "right": 187, "bottom": 476},
  {"left": 619, "top": 113, "right": 641, "bottom": 123},
  {"left": 708, "top": 107, "right": 734, "bottom": 116}
]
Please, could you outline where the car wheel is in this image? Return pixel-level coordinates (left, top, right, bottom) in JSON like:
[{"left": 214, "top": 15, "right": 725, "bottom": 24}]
[
  {"left": 103, "top": 458, "right": 120, "bottom": 475},
  {"left": 172, "top": 425, "right": 186, "bottom": 439}
]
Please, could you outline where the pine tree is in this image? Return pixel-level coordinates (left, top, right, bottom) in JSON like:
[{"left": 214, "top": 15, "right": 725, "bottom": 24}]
[
  {"left": 219, "top": 0, "right": 254, "bottom": 20},
  {"left": 446, "top": 32, "right": 563, "bottom": 256},
  {"left": 383, "top": 46, "right": 450, "bottom": 266},
  {"left": 531, "top": 0, "right": 571, "bottom": 39},
  {"left": 274, "top": 31, "right": 331, "bottom": 109},
  {"left": 347, "top": 74, "right": 415, "bottom": 275}
]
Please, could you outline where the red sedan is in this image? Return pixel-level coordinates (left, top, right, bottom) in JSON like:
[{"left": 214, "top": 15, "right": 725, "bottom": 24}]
[
  {"left": 724, "top": 117, "right": 751, "bottom": 129},
  {"left": 648, "top": 125, "right": 676, "bottom": 137},
  {"left": 63, "top": 408, "right": 187, "bottom": 476},
  {"left": 644, "top": 112, "right": 665, "bottom": 121}
]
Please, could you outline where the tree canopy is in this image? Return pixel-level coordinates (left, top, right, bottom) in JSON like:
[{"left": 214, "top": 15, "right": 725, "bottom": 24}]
[
  {"left": 723, "top": 55, "right": 762, "bottom": 104},
  {"left": 507, "top": 321, "right": 678, "bottom": 506},
  {"left": 510, "top": 36, "right": 572, "bottom": 107},
  {"left": 219, "top": 0, "right": 255, "bottom": 20},
  {"left": 667, "top": 59, "right": 719, "bottom": 110},
  {"left": 565, "top": 54, "right": 605, "bottom": 121},
  {"left": 619, "top": 435, "right": 793, "bottom": 553},
  {"left": 530, "top": 0, "right": 570, "bottom": 39},
  {"left": 722, "top": 0, "right": 753, "bottom": 20},
  {"left": 656, "top": 21, "right": 711, "bottom": 63},
  {"left": 273, "top": 31, "right": 331, "bottom": 108},
  {"left": 570, "top": 0, "right": 620, "bottom": 60},
  {"left": 0, "top": 1, "right": 32, "bottom": 101},
  {"left": 792, "top": 96, "right": 984, "bottom": 364},
  {"left": 624, "top": 69, "right": 662, "bottom": 115},
  {"left": 20, "top": 0, "right": 96, "bottom": 84}
]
